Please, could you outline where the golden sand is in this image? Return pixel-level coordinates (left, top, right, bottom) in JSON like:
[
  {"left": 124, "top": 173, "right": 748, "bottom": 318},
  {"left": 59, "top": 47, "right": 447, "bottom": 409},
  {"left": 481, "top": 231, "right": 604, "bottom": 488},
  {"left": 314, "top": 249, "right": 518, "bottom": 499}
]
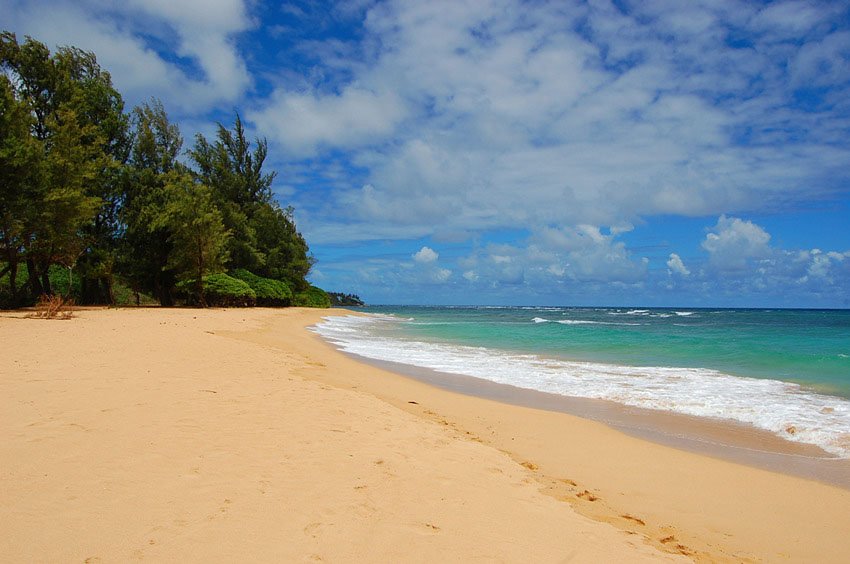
[{"left": 2, "top": 307, "right": 848, "bottom": 562}]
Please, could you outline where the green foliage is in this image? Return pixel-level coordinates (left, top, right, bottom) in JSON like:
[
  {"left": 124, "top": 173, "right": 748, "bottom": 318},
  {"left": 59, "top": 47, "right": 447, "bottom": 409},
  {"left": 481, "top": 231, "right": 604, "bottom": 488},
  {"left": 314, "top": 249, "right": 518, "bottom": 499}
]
[
  {"left": 293, "top": 285, "right": 332, "bottom": 308},
  {"left": 0, "top": 31, "right": 318, "bottom": 310},
  {"left": 1, "top": 32, "right": 128, "bottom": 302},
  {"left": 230, "top": 268, "right": 292, "bottom": 306},
  {"left": 118, "top": 99, "right": 184, "bottom": 305},
  {"left": 46, "top": 263, "right": 82, "bottom": 299},
  {"left": 251, "top": 202, "right": 314, "bottom": 291},
  {"left": 130, "top": 98, "right": 181, "bottom": 175},
  {"left": 190, "top": 116, "right": 314, "bottom": 292},
  {"left": 2, "top": 260, "right": 156, "bottom": 308},
  {"left": 110, "top": 278, "right": 158, "bottom": 306},
  {"left": 328, "top": 292, "right": 365, "bottom": 307},
  {"left": 156, "top": 172, "right": 231, "bottom": 307},
  {"left": 176, "top": 273, "right": 256, "bottom": 307},
  {"left": 190, "top": 114, "right": 275, "bottom": 208},
  {"left": 0, "top": 74, "right": 40, "bottom": 305}
]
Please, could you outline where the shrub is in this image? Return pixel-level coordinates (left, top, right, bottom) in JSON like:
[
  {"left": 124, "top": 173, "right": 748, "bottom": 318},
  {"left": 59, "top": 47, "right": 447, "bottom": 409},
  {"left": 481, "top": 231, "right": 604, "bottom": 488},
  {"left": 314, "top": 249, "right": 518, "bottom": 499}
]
[
  {"left": 292, "top": 285, "right": 331, "bottom": 308},
  {"left": 1, "top": 263, "right": 81, "bottom": 308},
  {"left": 111, "top": 279, "right": 158, "bottom": 306},
  {"left": 176, "top": 273, "right": 256, "bottom": 307},
  {"left": 26, "top": 294, "right": 74, "bottom": 319},
  {"left": 230, "top": 269, "right": 292, "bottom": 306}
]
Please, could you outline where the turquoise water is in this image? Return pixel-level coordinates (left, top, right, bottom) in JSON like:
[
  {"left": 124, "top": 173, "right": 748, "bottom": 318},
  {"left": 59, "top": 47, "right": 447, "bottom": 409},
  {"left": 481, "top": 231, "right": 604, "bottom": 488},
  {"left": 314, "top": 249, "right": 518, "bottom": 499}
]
[
  {"left": 315, "top": 306, "right": 850, "bottom": 457},
  {"left": 365, "top": 306, "right": 850, "bottom": 398}
]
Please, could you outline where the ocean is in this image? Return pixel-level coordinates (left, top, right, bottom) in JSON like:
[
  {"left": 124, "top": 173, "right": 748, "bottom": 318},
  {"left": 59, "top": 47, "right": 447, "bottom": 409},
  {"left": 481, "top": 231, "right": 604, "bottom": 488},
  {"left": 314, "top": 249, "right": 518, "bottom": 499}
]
[{"left": 313, "top": 306, "right": 850, "bottom": 459}]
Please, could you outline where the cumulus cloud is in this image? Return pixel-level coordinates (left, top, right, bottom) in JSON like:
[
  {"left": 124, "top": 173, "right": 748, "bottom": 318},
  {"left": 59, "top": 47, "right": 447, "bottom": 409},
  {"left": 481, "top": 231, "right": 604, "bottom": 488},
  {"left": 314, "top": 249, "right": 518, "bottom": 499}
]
[
  {"left": 657, "top": 216, "right": 850, "bottom": 305},
  {"left": 268, "top": 0, "right": 850, "bottom": 245},
  {"left": 456, "top": 225, "right": 648, "bottom": 290},
  {"left": 407, "top": 246, "right": 451, "bottom": 284},
  {"left": 702, "top": 215, "right": 771, "bottom": 271},
  {"left": 316, "top": 215, "right": 848, "bottom": 306},
  {"left": 412, "top": 246, "right": 438, "bottom": 263},
  {"left": 2, "top": 0, "right": 252, "bottom": 111},
  {"left": 667, "top": 254, "right": 690, "bottom": 277},
  {"left": 249, "top": 88, "right": 408, "bottom": 157}
]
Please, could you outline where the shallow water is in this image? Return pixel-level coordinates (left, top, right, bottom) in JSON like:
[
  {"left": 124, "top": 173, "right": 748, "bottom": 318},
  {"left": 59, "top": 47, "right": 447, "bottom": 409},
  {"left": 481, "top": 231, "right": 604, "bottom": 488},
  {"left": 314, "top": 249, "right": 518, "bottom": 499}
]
[{"left": 314, "top": 306, "right": 850, "bottom": 458}]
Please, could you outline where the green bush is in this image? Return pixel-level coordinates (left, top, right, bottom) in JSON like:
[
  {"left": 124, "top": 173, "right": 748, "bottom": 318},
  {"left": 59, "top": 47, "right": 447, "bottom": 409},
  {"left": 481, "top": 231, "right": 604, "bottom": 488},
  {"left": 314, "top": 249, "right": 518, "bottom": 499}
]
[
  {"left": 176, "top": 273, "right": 256, "bottom": 307},
  {"left": 1, "top": 262, "right": 158, "bottom": 308},
  {"left": 47, "top": 265, "right": 83, "bottom": 299},
  {"left": 1, "top": 263, "right": 81, "bottom": 308},
  {"left": 112, "top": 279, "right": 159, "bottom": 306},
  {"left": 292, "top": 285, "right": 331, "bottom": 308},
  {"left": 230, "top": 269, "right": 292, "bottom": 306}
]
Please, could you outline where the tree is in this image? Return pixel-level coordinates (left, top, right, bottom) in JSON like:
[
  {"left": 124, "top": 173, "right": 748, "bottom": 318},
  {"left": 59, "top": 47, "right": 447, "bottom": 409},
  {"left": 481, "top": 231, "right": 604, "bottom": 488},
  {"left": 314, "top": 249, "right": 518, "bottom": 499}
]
[
  {"left": 157, "top": 172, "right": 230, "bottom": 307},
  {"left": 0, "top": 75, "right": 40, "bottom": 305},
  {"left": 36, "top": 107, "right": 103, "bottom": 295},
  {"left": 119, "top": 99, "right": 184, "bottom": 305},
  {"left": 0, "top": 32, "right": 127, "bottom": 302},
  {"left": 190, "top": 113, "right": 274, "bottom": 209},
  {"left": 189, "top": 114, "right": 274, "bottom": 271},
  {"left": 54, "top": 44, "right": 129, "bottom": 303},
  {"left": 189, "top": 114, "right": 314, "bottom": 290},
  {"left": 251, "top": 202, "right": 313, "bottom": 291}
]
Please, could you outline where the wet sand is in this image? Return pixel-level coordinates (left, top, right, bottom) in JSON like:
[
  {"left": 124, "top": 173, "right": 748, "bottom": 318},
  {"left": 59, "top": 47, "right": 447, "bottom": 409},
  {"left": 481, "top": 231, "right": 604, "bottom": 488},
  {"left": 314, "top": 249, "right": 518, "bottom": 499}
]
[{"left": 344, "top": 352, "right": 850, "bottom": 489}]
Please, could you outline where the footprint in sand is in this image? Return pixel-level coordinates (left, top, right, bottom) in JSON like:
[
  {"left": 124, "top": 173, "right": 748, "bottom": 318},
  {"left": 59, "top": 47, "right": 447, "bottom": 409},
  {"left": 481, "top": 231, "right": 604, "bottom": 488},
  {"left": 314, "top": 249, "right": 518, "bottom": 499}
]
[
  {"left": 621, "top": 514, "right": 646, "bottom": 526},
  {"left": 577, "top": 490, "right": 599, "bottom": 501}
]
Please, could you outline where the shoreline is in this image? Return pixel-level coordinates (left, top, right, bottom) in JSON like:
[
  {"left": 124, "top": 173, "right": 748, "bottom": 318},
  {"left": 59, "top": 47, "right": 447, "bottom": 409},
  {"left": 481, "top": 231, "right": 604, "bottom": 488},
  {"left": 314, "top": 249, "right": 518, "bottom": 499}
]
[
  {"left": 331, "top": 346, "right": 850, "bottom": 490},
  {"left": 3, "top": 307, "right": 849, "bottom": 562},
  {"left": 232, "top": 308, "right": 850, "bottom": 561}
]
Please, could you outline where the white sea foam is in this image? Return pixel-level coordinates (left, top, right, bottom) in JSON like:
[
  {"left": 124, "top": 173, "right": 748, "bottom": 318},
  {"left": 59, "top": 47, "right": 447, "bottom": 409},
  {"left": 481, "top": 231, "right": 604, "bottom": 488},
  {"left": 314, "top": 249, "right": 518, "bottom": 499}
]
[
  {"left": 532, "top": 317, "right": 641, "bottom": 327},
  {"left": 313, "top": 314, "right": 850, "bottom": 458},
  {"left": 675, "top": 311, "right": 695, "bottom": 317}
]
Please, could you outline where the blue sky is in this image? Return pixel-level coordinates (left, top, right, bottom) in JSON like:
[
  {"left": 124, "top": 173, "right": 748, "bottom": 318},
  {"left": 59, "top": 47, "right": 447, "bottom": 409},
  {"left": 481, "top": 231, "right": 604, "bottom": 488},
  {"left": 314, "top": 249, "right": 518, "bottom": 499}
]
[{"left": 4, "top": 0, "right": 850, "bottom": 306}]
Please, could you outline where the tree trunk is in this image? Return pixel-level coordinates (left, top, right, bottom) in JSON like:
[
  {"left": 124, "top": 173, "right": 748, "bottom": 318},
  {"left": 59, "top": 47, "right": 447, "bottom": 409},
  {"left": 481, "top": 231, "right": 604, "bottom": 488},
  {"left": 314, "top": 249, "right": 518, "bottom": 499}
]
[
  {"left": 40, "top": 261, "right": 52, "bottom": 296},
  {"left": 8, "top": 262, "right": 18, "bottom": 305},
  {"left": 27, "top": 257, "right": 43, "bottom": 296},
  {"left": 103, "top": 277, "right": 115, "bottom": 305},
  {"left": 67, "top": 266, "right": 73, "bottom": 298},
  {"left": 156, "top": 278, "right": 174, "bottom": 307},
  {"left": 196, "top": 249, "right": 205, "bottom": 308}
]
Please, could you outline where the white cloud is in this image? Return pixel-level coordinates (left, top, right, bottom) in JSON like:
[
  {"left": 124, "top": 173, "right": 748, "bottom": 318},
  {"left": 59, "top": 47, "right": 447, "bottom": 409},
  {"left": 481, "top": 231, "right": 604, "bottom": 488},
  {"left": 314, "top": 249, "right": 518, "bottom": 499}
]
[
  {"left": 249, "top": 88, "right": 408, "bottom": 157},
  {"left": 272, "top": 0, "right": 850, "bottom": 244},
  {"left": 667, "top": 253, "right": 690, "bottom": 277},
  {"left": 702, "top": 215, "right": 772, "bottom": 271},
  {"left": 413, "top": 246, "right": 438, "bottom": 263},
  {"left": 655, "top": 216, "right": 850, "bottom": 304},
  {"left": 2, "top": 0, "right": 251, "bottom": 112},
  {"left": 406, "top": 246, "right": 451, "bottom": 284},
  {"left": 454, "top": 225, "right": 648, "bottom": 289}
]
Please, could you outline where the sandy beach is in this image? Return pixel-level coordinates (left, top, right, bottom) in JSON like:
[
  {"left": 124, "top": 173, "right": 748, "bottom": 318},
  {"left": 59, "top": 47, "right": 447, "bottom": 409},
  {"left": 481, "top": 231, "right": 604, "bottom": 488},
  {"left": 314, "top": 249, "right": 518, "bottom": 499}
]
[{"left": 2, "top": 307, "right": 849, "bottom": 562}]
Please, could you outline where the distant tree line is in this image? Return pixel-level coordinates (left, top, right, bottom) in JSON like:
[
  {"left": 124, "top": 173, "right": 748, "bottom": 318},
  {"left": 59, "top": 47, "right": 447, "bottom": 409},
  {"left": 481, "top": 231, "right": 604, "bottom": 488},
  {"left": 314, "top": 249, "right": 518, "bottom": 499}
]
[
  {"left": 0, "top": 32, "right": 330, "bottom": 308},
  {"left": 328, "top": 292, "right": 365, "bottom": 307}
]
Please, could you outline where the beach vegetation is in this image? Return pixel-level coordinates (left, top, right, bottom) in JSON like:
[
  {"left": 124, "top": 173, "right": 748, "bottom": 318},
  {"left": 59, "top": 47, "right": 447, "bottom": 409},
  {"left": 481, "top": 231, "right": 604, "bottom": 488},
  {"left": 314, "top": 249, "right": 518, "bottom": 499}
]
[
  {"left": 26, "top": 293, "right": 74, "bottom": 319},
  {"left": 328, "top": 292, "right": 365, "bottom": 306},
  {"left": 176, "top": 273, "right": 256, "bottom": 307},
  {"left": 0, "top": 32, "right": 328, "bottom": 309},
  {"left": 230, "top": 268, "right": 292, "bottom": 306},
  {"left": 155, "top": 173, "right": 230, "bottom": 307},
  {"left": 292, "top": 285, "right": 332, "bottom": 308}
]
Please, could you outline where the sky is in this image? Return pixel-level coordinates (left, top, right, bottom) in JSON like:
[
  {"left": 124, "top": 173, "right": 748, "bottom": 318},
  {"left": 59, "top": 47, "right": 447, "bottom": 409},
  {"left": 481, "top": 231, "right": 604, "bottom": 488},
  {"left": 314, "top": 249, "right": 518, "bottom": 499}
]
[{"left": 3, "top": 0, "right": 850, "bottom": 307}]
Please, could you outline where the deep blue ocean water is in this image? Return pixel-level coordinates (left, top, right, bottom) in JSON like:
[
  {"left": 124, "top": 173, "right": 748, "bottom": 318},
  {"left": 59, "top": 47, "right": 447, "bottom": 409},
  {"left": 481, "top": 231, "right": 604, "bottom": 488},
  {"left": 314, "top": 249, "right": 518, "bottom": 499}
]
[{"left": 314, "top": 306, "right": 850, "bottom": 457}]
